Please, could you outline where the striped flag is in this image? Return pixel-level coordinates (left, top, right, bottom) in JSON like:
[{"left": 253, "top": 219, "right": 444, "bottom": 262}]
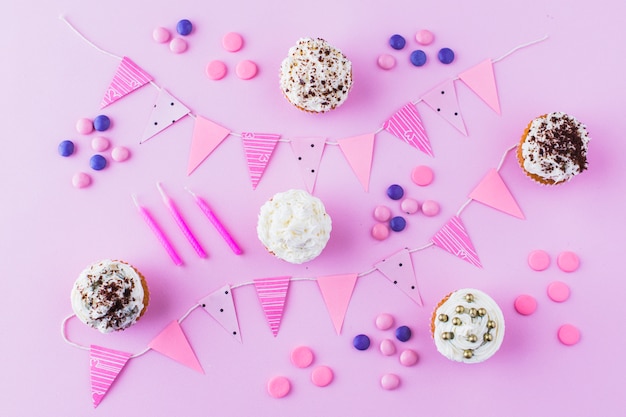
[
  {"left": 383, "top": 103, "right": 432, "bottom": 156},
  {"left": 241, "top": 132, "right": 281, "bottom": 190},
  {"left": 431, "top": 216, "right": 482, "bottom": 268},
  {"left": 89, "top": 345, "right": 131, "bottom": 408},
  {"left": 253, "top": 276, "right": 291, "bottom": 337},
  {"left": 101, "top": 57, "right": 152, "bottom": 108}
]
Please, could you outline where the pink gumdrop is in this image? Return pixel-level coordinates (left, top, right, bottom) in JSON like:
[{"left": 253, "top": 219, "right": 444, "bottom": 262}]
[
  {"left": 111, "top": 146, "right": 130, "bottom": 162},
  {"left": 374, "top": 205, "right": 392, "bottom": 222},
  {"left": 153, "top": 27, "right": 171, "bottom": 43},
  {"left": 290, "top": 346, "right": 314, "bottom": 368},
  {"left": 372, "top": 223, "right": 390, "bottom": 240},
  {"left": 72, "top": 172, "right": 91, "bottom": 188},
  {"left": 399, "top": 349, "right": 419, "bottom": 366},
  {"left": 206, "top": 60, "right": 228, "bottom": 80},
  {"left": 76, "top": 118, "right": 93, "bottom": 135},
  {"left": 415, "top": 29, "right": 435, "bottom": 45},
  {"left": 379, "top": 339, "right": 396, "bottom": 356},
  {"left": 421, "top": 200, "right": 440, "bottom": 216},
  {"left": 311, "top": 366, "right": 334, "bottom": 387},
  {"left": 91, "top": 136, "right": 110, "bottom": 152},
  {"left": 380, "top": 373, "right": 401, "bottom": 390},
  {"left": 375, "top": 313, "right": 394, "bottom": 330},
  {"left": 377, "top": 54, "right": 396, "bottom": 70},
  {"left": 222, "top": 32, "right": 244, "bottom": 52},
  {"left": 236, "top": 60, "right": 258, "bottom": 80},
  {"left": 267, "top": 376, "right": 291, "bottom": 398},
  {"left": 411, "top": 165, "right": 434, "bottom": 186},
  {"left": 514, "top": 294, "right": 537, "bottom": 315},
  {"left": 547, "top": 281, "right": 571, "bottom": 303},
  {"left": 557, "top": 251, "right": 580, "bottom": 272},
  {"left": 528, "top": 249, "right": 550, "bottom": 271},
  {"left": 169, "top": 37, "right": 188, "bottom": 53},
  {"left": 401, "top": 198, "right": 419, "bottom": 214},
  {"left": 558, "top": 324, "right": 581, "bottom": 346}
]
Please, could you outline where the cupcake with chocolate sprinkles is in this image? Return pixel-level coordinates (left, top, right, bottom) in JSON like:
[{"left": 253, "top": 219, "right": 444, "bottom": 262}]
[
  {"left": 279, "top": 37, "right": 353, "bottom": 113},
  {"left": 71, "top": 260, "right": 149, "bottom": 333},
  {"left": 517, "top": 112, "right": 591, "bottom": 185}
]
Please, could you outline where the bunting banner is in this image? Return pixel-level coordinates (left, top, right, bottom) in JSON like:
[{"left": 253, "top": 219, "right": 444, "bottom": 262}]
[
  {"left": 199, "top": 285, "right": 243, "bottom": 343},
  {"left": 337, "top": 133, "right": 375, "bottom": 192},
  {"left": 290, "top": 137, "right": 326, "bottom": 193},
  {"left": 421, "top": 80, "right": 468, "bottom": 135},
  {"left": 458, "top": 59, "right": 501, "bottom": 114},
  {"left": 383, "top": 103, "right": 433, "bottom": 157},
  {"left": 469, "top": 168, "right": 524, "bottom": 219},
  {"left": 374, "top": 248, "right": 423, "bottom": 306},
  {"left": 89, "top": 345, "right": 131, "bottom": 408},
  {"left": 148, "top": 320, "right": 204, "bottom": 374},
  {"left": 254, "top": 276, "right": 291, "bottom": 337},
  {"left": 431, "top": 216, "right": 482, "bottom": 268},
  {"left": 316, "top": 273, "right": 358, "bottom": 334},
  {"left": 140, "top": 89, "right": 191, "bottom": 144},
  {"left": 241, "top": 132, "right": 281, "bottom": 190},
  {"left": 186, "top": 116, "right": 231, "bottom": 175},
  {"left": 100, "top": 57, "right": 152, "bottom": 109}
]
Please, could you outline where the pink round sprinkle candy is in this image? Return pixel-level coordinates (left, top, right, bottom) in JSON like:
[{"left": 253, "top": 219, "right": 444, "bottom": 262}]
[
  {"left": 374, "top": 205, "right": 392, "bottom": 222},
  {"left": 267, "top": 376, "right": 291, "bottom": 398},
  {"left": 380, "top": 373, "right": 400, "bottom": 390},
  {"left": 399, "top": 349, "right": 419, "bottom": 366},
  {"left": 401, "top": 198, "right": 419, "bottom": 214},
  {"left": 547, "top": 281, "right": 571, "bottom": 303},
  {"left": 528, "top": 250, "right": 550, "bottom": 271},
  {"left": 72, "top": 172, "right": 91, "bottom": 188},
  {"left": 111, "top": 146, "right": 130, "bottom": 162},
  {"left": 557, "top": 251, "right": 580, "bottom": 272},
  {"left": 91, "top": 136, "right": 110, "bottom": 152},
  {"left": 222, "top": 32, "right": 244, "bottom": 52},
  {"left": 236, "top": 60, "right": 258, "bottom": 80},
  {"left": 411, "top": 165, "right": 434, "bottom": 186},
  {"left": 558, "top": 324, "right": 581, "bottom": 346},
  {"left": 415, "top": 29, "right": 435, "bottom": 45},
  {"left": 76, "top": 118, "right": 93, "bottom": 135},
  {"left": 372, "top": 223, "right": 390, "bottom": 240},
  {"left": 514, "top": 294, "right": 537, "bottom": 315},
  {"left": 311, "top": 366, "right": 334, "bottom": 387},
  {"left": 152, "top": 27, "right": 171, "bottom": 43},
  {"left": 375, "top": 313, "right": 394, "bottom": 330},
  {"left": 379, "top": 339, "right": 396, "bottom": 356},
  {"left": 206, "top": 60, "right": 228, "bottom": 80},
  {"left": 169, "top": 37, "right": 188, "bottom": 53},
  {"left": 290, "top": 346, "right": 314, "bottom": 368},
  {"left": 377, "top": 54, "right": 396, "bottom": 70},
  {"left": 421, "top": 200, "right": 440, "bottom": 216}
]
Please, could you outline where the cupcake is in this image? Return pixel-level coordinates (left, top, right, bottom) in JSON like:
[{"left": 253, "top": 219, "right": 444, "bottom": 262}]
[
  {"left": 517, "top": 112, "right": 591, "bottom": 185},
  {"left": 257, "top": 189, "right": 332, "bottom": 264},
  {"left": 71, "top": 260, "right": 149, "bottom": 333},
  {"left": 431, "top": 289, "right": 505, "bottom": 363},
  {"left": 279, "top": 37, "right": 353, "bottom": 113}
]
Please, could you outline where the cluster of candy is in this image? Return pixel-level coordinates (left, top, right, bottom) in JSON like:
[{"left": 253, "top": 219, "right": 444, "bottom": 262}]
[
  {"left": 515, "top": 250, "right": 581, "bottom": 346},
  {"left": 378, "top": 30, "right": 455, "bottom": 70},
  {"left": 58, "top": 115, "right": 130, "bottom": 188},
  {"left": 352, "top": 313, "right": 419, "bottom": 390},
  {"left": 266, "top": 345, "right": 334, "bottom": 399},
  {"left": 153, "top": 19, "right": 194, "bottom": 54},
  {"left": 371, "top": 165, "right": 440, "bottom": 240},
  {"left": 206, "top": 32, "right": 258, "bottom": 81}
]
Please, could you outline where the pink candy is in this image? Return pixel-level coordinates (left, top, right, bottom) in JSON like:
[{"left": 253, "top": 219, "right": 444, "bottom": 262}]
[
  {"left": 206, "top": 60, "right": 228, "bottom": 80},
  {"left": 558, "top": 324, "right": 581, "bottom": 346},
  {"left": 379, "top": 339, "right": 396, "bottom": 356},
  {"left": 421, "top": 200, "right": 440, "bottom": 216},
  {"left": 91, "top": 136, "right": 110, "bottom": 152},
  {"left": 152, "top": 27, "right": 171, "bottom": 43},
  {"left": 377, "top": 54, "right": 396, "bottom": 70},
  {"left": 399, "top": 349, "right": 418, "bottom": 366},
  {"left": 76, "top": 118, "right": 93, "bottom": 135},
  {"left": 236, "top": 60, "right": 258, "bottom": 80},
  {"left": 415, "top": 30, "right": 435, "bottom": 45},
  {"left": 111, "top": 146, "right": 130, "bottom": 162},
  {"left": 411, "top": 165, "right": 434, "bottom": 186},
  {"left": 374, "top": 205, "right": 392, "bottom": 222},
  {"left": 290, "top": 346, "right": 314, "bottom": 368},
  {"left": 375, "top": 313, "right": 394, "bottom": 330},
  {"left": 222, "top": 32, "right": 244, "bottom": 52},
  {"left": 557, "top": 251, "right": 580, "bottom": 272},
  {"left": 400, "top": 198, "right": 419, "bottom": 214},
  {"left": 372, "top": 223, "right": 390, "bottom": 240},
  {"left": 310, "top": 366, "right": 334, "bottom": 387},
  {"left": 528, "top": 249, "right": 551, "bottom": 271},
  {"left": 267, "top": 376, "right": 291, "bottom": 398},
  {"left": 72, "top": 172, "right": 91, "bottom": 188},
  {"left": 380, "top": 373, "right": 401, "bottom": 390},
  {"left": 514, "top": 294, "right": 537, "bottom": 315},
  {"left": 169, "top": 37, "right": 188, "bottom": 53},
  {"left": 547, "top": 281, "right": 570, "bottom": 302}
]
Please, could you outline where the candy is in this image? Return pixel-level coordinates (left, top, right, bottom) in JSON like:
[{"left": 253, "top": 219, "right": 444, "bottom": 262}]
[
  {"left": 58, "top": 140, "right": 75, "bottom": 157},
  {"left": 375, "top": 313, "right": 394, "bottom": 330},
  {"left": 557, "top": 251, "right": 580, "bottom": 272},
  {"left": 372, "top": 223, "right": 390, "bottom": 240},
  {"left": 75, "top": 118, "right": 93, "bottom": 135},
  {"left": 267, "top": 376, "right": 291, "bottom": 398},
  {"left": 399, "top": 349, "right": 419, "bottom": 366},
  {"left": 111, "top": 146, "right": 130, "bottom": 162},
  {"left": 389, "top": 216, "right": 406, "bottom": 232},
  {"left": 206, "top": 60, "right": 228, "bottom": 80},
  {"left": 290, "top": 346, "right": 314, "bottom": 368},
  {"left": 353, "top": 334, "right": 371, "bottom": 351},
  {"left": 72, "top": 172, "right": 91, "bottom": 188},
  {"left": 311, "top": 366, "right": 334, "bottom": 387},
  {"left": 89, "top": 154, "right": 107, "bottom": 171},
  {"left": 409, "top": 50, "right": 427, "bottom": 67},
  {"left": 514, "top": 294, "right": 537, "bottom": 315},
  {"left": 222, "top": 32, "right": 244, "bottom": 52},
  {"left": 91, "top": 136, "right": 110, "bottom": 152},
  {"left": 377, "top": 54, "right": 396, "bottom": 70},
  {"left": 386, "top": 184, "right": 404, "bottom": 200},
  {"left": 438, "top": 47, "right": 455, "bottom": 64},
  {"left": 395, "top": 325, "right": 412, "bottom": 342},
  {"left": 169, "top": 37, "right": 188, "bottom": 53},
  {"left": 176, "top": 19, "right": 193, "bottom": 36},
  {"left": 379, "top": 339, "right": 396, "bottom": 356},
  {"left": 93, "top": 115, "right": 110, "bottom": 132},
  {"left": 528, "top": 249, "right": 550, "bottom": 271},
  {"left": 547, "top": 281, "right": 571, "bottom": 302},
  {"left": 373, "top": 205, "right": 392, "bottom": 222},
  {"left": 415, "top": 29, "right": 434, "bottom": 45},
  {"left": 389, "top": 34, "right": 406, "bottom": 50},
  {"left": 400, "top": 198, "right": 419, "bottom": 214},
  {"left": 380, "top": 373, "right": 400, "bottom": 390},
  {"left": 411, "top": 165, "right": 434, "bottom": 186},
  {"left": 235, "top": 60, "right": 258, "bottom": 80},
  {"left": 421, "top": 200, "right": 440, "bottom": 216},
  {"left": 152, "top": 27, "right": 171, "bottom": 43},
  {"left": 557, "top": 324, "right": 581, "bottom": 346}
]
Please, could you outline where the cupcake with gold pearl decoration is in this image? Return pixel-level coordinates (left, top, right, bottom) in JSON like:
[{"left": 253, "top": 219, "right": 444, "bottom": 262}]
[{"left": 431, "top": 289, "right": 505, "bottom": 363}]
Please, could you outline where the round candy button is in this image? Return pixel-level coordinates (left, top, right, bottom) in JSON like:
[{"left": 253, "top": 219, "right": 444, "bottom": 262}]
[
  {"left": 438, "top": 47, "right": 455, "bottom": 64},
  {"left": 415, "top": 29, "right": 434, "bottom": 45},
  {"left": 111, "top": 146, "right": 130, "bottom": 162},
  {"left": 409, "top": 50, "right": 427, "bottom": 67},
  {"left": 267, "top": 376, "right": 291, "bottom": 398},
  {"left": 386, "top": 184, "right": 404, "bottom": 200},
  {"left": 400, "top": 198, "right": 419, "bottom": 214},
  {"left": 93, "top": 115, "right": 110, "bottom": 132},
  {"left": 514, "top": 294, "right": 537, "bottom": 316},
  {"left": 547, "top": 281, "right": 570, "bottom": 303},
  {"left": 89, "top": 154, "right": 107, "bottom": 171},
  {"left": 353, "top": 334, "right": 371, "bottom": 351},
  {"left": 58, "top": 140, "right": 75, "bottom": 157},
  {"left": 311, "top": 366, "right": 334, "bottom": 387},
  {"left": 153, "top": 27, "right": 171, "bottom": 43},
  {"left": 72, "top": 172, "right": 91, "bottom": 188},
  {"left": 411, "top": 165, "right": 434, "bottom": 186},
  {"left": 176, "top": 19, "right": 193, "bottom": 36},
  {"left": 374, "top": 206, "right": 392, "bottom": 222},
  {"left": 375, "top": 313, "right": 394, "bottom": 330},
  {"left": 290, "top": 346, "right": 314, "bottom": 368},
  {"left": 399, "top": 349, "right": 419, "bottom": 366},
  {"left": 528, "top": 250, "right": 550, "bottom": 271},
  {"left": 379, "top": 339, "right": 396, "bottom": 356},
  {"left": 222, "top": 32, "right": 244, "bottom": 52},
  {"left": 557, "top": 251, "right": 580, "bottom": 272},
  {"left": 395, "top": 325, "right": 412, "bottom": 342},
  {"left": 558, "top": 324, "right": 581, "bottom": 346},
  {"left": 389, "top": 216, "right": 406, "bottom": 232},
  {"left": 389, "top": 34, "right": 406, "bottom": 50},
  {"left": 377, "top": 54, "right": 396, "bottom": 70},
  {"left": 206, "top": 60, "right": 227, "bottom": 80},
  {"left": 380, "top": 373, "right": 401, "bottom": 390},
  {"left": 76, "top": 118, "right": 93, "bottom": 135},
  {"left": 170, "top": 37, "right": 188, "bottom": 53},
  {"left": 372, "top": 223, "right": 390, "bottom": 241},
  {"left": 91, "top": 136, "right": 110, "bottom": 152},
  {"left": 421, "top": 200, "right": 440, "bottom": 216},
  {"left": 235, "top": 60, "right": 258, "bottom": 80}
]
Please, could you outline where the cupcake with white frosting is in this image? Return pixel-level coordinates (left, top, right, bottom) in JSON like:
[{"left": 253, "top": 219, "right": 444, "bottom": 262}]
[{"left": 257, "top": 189, "right": 332, "bottom": 264}]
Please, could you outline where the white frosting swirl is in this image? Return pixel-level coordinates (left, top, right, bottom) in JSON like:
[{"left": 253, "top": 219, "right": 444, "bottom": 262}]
[
  {"left": 433, "top": 289, "right": 505, "bottom": 363},
  {"left": 71, "top": 260, "right": 147, "bottom": 333},
  {"left": 279, "top": 38, "right": 352, "bottom": 113},
  {"left": 257, "top": 189, "right": 332, "bottom": 264}
]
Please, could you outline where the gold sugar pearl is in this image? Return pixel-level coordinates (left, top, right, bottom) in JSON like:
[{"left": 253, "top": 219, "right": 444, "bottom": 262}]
[
  {"left": 469, "top": 308, "right": 478, "bottom": 318},
  {"left": 487, "top": 320, "right": 497, "bottom": 329},
  {"left": 463, "top": 350, "right": 473, "bottom": 359},
  {"left": 478, "top": 308, "right": 487, "bottom": 317},
  {"left": 438, "top": 314, "right": 449, "bottom": 322},
  {"left": 467, "top": 334, "right": 478, "bottom": 343},
  {"left": 441, "top": 332, "right": 455, "bottom": 340},
  {"left": 464, "top": 293, "right": 475, "bottom": 303},
  {"left": 455, "top": 305, "right": 465, "bottom": 314},
  {"left": 484, "top": 333, "right": 493, "bottom": 342},
  {"left": 452, "top": 317, "right": 462, "bottom": 326}
]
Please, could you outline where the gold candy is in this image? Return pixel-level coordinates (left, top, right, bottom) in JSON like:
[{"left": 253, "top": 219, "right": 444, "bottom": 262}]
[
  {"left": 469, "top": 308, "right": 478, "bottom": 318},
  {"left": 455, "top": 305, "right": 465, "bottom": 314},
  {"left": 484, "top": 333, "right": 493, "bottom": 342},
  {"left": 478, "top": 308, "right": 487, "bottom": 317},
  {"left": 463, "top": 350, "right": 473, "bottom": 359},
  {"left": 452, "top": 317, "right": 462, "bottom": 326},
  {"left": 438, "top": 314, "right": 449, "bottom": 322},
  {"left": 467, "top": 334, "right": 478, "bottom": 343},
  {"left": 441, "top": 332, "right": 454, "bottom": 340},
  {"left": 465, "top": 293, "right": 475, "bottom": 302},
  {"left": 487, "top": 320, "right": 496, "bottom": 329}
]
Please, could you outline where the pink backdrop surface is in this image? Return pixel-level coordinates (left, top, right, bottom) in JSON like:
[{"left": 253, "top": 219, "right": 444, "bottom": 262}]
[{"left": 3, "top": 0, "right": 625, "bottom": 415}]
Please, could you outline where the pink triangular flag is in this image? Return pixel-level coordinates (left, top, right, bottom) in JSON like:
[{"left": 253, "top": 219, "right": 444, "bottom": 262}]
[
  {"left": 186, "top": 116, "right": 231, "bottom": 175},
  {"left": 469, "top": 168, "right": 524, "bottom": 219},
  {"left": 101, "top": 57, "right": 153, "bottom": 108},
  {"left": 140, "top": 89, "right": 191, "bottom": 143},
  {"left": 241, "top": 132, "right": 281, "bottom": 190},
  {"left": 253, "top": 276, "right": 291, "bottom": 337},
  {"left": 290, "top": 137, "right": 326, "bottom": 193},
  {"left": 337, "top": 133, "right": 375, "bottom": 192},
  {"left": 431, "top": 216, "right": 482, "bottom": 268},
  {"left": 374, "top": 248, "right": 423, "bottom": 306},
  {"left": 148, "top": 320, "right": 204, "bottom": 373},
  {"left": 383, "top": 103, "right": 433, "bottom": 156},
  {"left": 421, "top": 80, "right": 468, "bottom": 135},
  {"left": 199, "top": 285, "right": 242, "bottom": 343},
  {"left": 316, "top": 273, "right": 358, "bottom": 334},
  {"left": 458, "top": 59, "right": 501, "bottom": 114},
  {"left": 89, "top": 345, "right": 131, "bottom": 408}
]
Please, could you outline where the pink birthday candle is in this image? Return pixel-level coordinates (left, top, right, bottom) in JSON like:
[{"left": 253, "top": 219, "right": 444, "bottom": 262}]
[
  {"left": 186, "top": 188, "right": 243, "bottom": 255},
  {"left": 131, "top": 194, "right": 183, "bottom": 266},
  {"left": 157, "top": 182, "right": 207, "bottom": 258}
]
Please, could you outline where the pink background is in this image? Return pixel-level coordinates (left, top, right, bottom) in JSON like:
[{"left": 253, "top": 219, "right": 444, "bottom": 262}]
[{"left": 3, "top": 0, "right": 625, "bottom": 415}]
